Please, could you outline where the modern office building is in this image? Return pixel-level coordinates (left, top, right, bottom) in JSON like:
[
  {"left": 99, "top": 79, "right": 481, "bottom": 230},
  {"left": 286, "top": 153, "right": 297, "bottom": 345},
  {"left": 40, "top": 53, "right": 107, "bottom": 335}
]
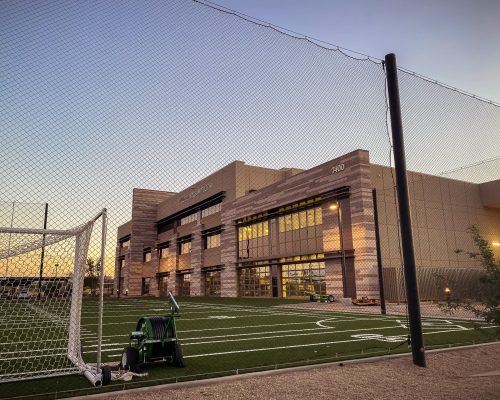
[{"left": 114, "top": 150, "right": 500, "bottom": 300}]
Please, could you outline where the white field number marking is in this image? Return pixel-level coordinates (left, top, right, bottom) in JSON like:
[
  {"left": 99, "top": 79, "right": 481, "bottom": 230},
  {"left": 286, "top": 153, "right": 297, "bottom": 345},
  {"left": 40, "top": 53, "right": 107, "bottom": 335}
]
[
  {"left": 209, "top": 315, "right": 237, "bottom": 319},
  {"left": 351, "top": 333, "right": 407, "bottom": 343}
]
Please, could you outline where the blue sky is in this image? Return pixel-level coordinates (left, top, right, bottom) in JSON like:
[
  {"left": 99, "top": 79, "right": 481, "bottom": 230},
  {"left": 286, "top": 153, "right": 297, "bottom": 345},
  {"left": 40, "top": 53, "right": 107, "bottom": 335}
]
[
  {"left": 1, "top": 0, "right": 499, "bottom": 273},
  {"left": 211, "top": 0, "right": 500, "bottom": 103}
]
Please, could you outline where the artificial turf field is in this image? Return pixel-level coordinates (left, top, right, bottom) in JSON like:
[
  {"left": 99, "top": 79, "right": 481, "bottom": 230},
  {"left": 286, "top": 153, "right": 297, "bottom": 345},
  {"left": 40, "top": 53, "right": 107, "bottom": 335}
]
[{"left": 1, "top": 296, "right": 499, "bottom": 399}]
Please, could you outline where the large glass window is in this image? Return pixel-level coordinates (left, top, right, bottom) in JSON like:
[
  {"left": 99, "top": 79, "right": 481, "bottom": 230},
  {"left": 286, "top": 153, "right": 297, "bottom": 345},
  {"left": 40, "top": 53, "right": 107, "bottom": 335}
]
[
  {"left": 159, "top": 245, "right": 169, "bottom": 259},
  {"left": 281, "top": 256, "right": 325, "bottom": 298},
  {"left": 238, "top": 221, "right": 269, "bottom": 241},
  {"left": 205, "top": 270, "right": 221, "bottom": 296},
  {"left": 278, "top": 206, "right": 322, "bottom": 233},
  {"left": 143, "top": 249, "right": 152, "bottom": 262},
  {"left": 178, "top": 237, "right": 192, "bottom": 254},
  {"left": 179, "top": 242, "right": 191, "bottom": 254},
  {"left": 201, "top": 203, "right": 221, "bottom": 218},
  {"left": 120, "top": 239, "right": 130, "bottom": 248},
  {"left": 205, "top": 233, "right": 221, "bottom": 249},
  {"left": 180, "top": 213, "right": 197, "bottom": 226},
  {"left": 239, "top": 266, "right": 271, "bottom": 297},
  {"left": 238, "top": 221, "right": 269, "bottom": 258}
]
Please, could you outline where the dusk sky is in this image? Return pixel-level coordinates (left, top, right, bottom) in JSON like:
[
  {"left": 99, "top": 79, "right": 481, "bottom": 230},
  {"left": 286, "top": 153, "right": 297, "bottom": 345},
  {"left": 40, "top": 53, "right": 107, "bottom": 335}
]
[
  {"left": 211, "top": 0, "right": 500, "bottom": 103},
  {"left": 1, "top": 0, "right": 499, "bottom": 274}
]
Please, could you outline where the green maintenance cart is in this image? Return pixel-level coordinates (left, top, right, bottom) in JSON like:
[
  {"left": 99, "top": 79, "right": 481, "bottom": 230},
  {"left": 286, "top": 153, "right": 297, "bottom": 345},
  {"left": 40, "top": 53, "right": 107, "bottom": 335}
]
[{"left": 120, "top": 292, "right": 184, "bottom": 373}]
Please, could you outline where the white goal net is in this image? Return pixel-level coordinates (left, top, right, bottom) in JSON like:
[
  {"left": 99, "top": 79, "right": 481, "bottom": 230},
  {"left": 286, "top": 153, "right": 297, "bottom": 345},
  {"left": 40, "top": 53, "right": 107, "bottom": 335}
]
[{"left": 0, "top": 210, "right": 107, "bottom": 385}]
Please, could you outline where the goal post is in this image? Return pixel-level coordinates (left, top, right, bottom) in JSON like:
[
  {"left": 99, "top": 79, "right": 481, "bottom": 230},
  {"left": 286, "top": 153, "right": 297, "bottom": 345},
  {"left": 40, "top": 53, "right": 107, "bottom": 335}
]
[{"left": 0, "top": 209, "right": 107, "bottom": 386}]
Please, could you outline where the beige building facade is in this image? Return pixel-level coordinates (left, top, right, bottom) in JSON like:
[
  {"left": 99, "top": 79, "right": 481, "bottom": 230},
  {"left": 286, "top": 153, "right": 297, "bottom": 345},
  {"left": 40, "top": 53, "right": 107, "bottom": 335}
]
[{"left": 114, "top": 150, "right": 500, "bottom": 301}]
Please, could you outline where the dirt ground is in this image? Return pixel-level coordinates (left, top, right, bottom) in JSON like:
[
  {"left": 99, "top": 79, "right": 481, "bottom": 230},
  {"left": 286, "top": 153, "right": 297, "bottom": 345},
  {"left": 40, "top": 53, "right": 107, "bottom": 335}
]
[{"left": 95, "top": 342, "right": 500, "bottom": 400}]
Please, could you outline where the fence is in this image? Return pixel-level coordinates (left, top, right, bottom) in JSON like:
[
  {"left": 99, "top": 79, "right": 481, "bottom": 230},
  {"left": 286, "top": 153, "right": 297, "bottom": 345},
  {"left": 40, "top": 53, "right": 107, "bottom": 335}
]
[{"left": 1, "top": 0, "right": 499, "bottom": 398}]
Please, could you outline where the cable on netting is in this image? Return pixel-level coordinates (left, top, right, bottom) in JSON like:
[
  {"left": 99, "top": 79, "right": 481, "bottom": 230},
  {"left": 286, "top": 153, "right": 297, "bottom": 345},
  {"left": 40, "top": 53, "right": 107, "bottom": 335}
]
[{"left": 193, "top": 0, "right": 383, "bottom": 64}]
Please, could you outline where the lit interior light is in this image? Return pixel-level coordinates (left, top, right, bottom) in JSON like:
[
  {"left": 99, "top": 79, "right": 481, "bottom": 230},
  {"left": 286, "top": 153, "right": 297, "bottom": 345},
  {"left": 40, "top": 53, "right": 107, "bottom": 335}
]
[
  {"left": 492, "top": 242, "right": 500, "bottom": 247},
  {"left": 444, "top": 287, "right": 451, "bottom": 294}
]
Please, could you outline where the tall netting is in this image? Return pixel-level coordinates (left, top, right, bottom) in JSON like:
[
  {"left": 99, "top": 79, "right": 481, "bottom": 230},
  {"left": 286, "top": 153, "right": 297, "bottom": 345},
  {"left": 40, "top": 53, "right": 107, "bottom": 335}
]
[
  {"left": 390, "top": 71, "right": 500, "bottom": 334},
  {"left": 1, "top": 0, "right": 499, "bottom": 398},
  {"left": 0, "top": 212, "right": 106, "bottom": 385}
]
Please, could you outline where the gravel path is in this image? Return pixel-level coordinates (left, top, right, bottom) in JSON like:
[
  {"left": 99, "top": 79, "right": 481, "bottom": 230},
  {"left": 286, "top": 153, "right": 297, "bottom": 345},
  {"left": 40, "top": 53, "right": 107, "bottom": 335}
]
[{"left": 96, "top": 342, "right": 500, "bottom": 400}]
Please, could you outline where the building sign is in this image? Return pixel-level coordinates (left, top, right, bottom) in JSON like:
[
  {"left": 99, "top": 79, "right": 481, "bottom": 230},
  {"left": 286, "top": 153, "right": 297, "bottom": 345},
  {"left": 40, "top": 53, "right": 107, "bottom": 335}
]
[
  {"left": 331, "top": 163, "right": 345, "bottom": 174},
  {"left": 180, "top": 183, "right": 213, "bottom": 203}
]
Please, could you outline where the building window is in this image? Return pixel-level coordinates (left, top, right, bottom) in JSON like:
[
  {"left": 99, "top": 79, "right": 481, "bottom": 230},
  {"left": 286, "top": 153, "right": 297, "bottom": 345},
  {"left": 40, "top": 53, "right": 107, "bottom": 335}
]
[
  {"left": 158, "top": 275, "right": 168, "bottom": 296},
  {"left": 143, "top": 249, "right": 152, "bottom": 263},
  {"left": 158, "top": 243, "right": 170, "bottom": 259},
  {"left": 180, "top": 274, "right": 191, "bottom": 296},
  {"left": 238, "top": 221, "right": 269, "bottom": 259},
  {"left": 160, "top": 247, "right": 169, "bottom": 259},
  {"left": 178, "top": 237, "right": 192, "bottom": 255},
  {"left": 201, "top": 203, "right": 221, "bottom": 218},
  {"left": 278, "top": 206, "right": 322, "bottom": 233},
  {"left": 281, "top": 256, "right": 325, "bottom": 298},
  {"left": 205, "top": 270, "right": 221, "bottom": 296},
  {"left": 180, "top": 213, "right": 197, "bottom": 226},
  {"left": 141, "top": 277, "right": 151, "bottom": 295},
  {"left": 239, "top": 266, "right": 271, "bottom": 297},
  {"left": 120, "top": 239, "right": 130, "bottom": 248},
  {"left": 205, "top": 232, "right": 221, "bottom": 249}
]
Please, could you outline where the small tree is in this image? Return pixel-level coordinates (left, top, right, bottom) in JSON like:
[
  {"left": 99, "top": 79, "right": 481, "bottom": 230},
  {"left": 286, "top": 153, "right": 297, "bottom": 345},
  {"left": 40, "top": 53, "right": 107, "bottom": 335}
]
[
  {"left": 84, "top": 258, "right": 99, "bottom": 294},
  {"left": 450, "top": 225, "right": 500, "bottom": 325}
]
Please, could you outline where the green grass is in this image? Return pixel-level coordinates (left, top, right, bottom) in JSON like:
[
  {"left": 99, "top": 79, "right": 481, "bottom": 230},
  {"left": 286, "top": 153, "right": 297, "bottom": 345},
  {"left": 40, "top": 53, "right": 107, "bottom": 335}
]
[{"left": 1, "top": 297, "right": 498, "bottom": 399}]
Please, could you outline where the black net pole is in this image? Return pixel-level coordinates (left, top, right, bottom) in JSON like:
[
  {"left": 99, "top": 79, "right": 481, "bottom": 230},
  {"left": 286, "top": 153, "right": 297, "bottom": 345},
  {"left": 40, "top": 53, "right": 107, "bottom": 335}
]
[
  {"left": 38, "top": 203, "right": 49, "bottom": 300},
  {"left": 384, "top": 53, "right": 426, "bottom": 367},
  {"left": 372, "top": 189, "right": 386, "bottom": 315}
]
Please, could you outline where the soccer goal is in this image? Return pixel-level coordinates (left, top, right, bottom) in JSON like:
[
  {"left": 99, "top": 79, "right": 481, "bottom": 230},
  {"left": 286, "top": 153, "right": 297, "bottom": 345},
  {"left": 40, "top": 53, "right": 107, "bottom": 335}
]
[{"left": 0, "top": 209, "right": 108, "bottom": 386}]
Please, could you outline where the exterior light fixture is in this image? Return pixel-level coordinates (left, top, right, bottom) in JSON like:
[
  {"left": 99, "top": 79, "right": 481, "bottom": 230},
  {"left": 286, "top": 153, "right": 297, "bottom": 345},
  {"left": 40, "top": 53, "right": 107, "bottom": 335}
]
[
  {"left": 329, "top": 203, "right": 338, "bottom": 211},
  {"left": 444, "top": 287, "right": 451, "bottom": 307},
  {"left": 492, "top": 242, "right": 500, "bottom": 247},
  {"left": 125, "top": 289, "right": 129, "bottom": 296}
]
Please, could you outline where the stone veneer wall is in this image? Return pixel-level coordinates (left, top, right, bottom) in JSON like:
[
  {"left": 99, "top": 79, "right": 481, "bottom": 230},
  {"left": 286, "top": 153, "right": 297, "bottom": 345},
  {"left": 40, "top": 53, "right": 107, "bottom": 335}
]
[
  {"left": 224, "top": 149, "right": 380, "bottom": 299},
  {"left": 121, "top": 189, "right": 175, "bottom": 296}
]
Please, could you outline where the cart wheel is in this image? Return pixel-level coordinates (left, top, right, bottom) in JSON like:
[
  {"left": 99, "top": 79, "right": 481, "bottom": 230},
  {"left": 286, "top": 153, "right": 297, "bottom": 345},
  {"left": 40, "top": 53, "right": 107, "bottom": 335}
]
[
  {"left": 101, "top": 365, "right": 112, "bottom": 385},
  {"left": 327, "top": 295, "right": 335, "bottom": 303},
  {"left": 120, "top": 347, "right": 140, "bottom": 373},
  {"left": 173, "top": 343, "right": 185, "bottom": 368}
]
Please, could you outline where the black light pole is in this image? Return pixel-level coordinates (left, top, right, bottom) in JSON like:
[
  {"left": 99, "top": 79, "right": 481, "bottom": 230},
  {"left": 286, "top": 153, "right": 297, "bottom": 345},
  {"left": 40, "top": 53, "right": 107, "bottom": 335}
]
[
  {"left": 38, "top": 203, "right": 49, "bottom": 300},
  {"left": 385, "top": 53, "right": 426, "bottom": 367},
  {"left": 372, "top": 189, "right": 386, "bottom": 315}
]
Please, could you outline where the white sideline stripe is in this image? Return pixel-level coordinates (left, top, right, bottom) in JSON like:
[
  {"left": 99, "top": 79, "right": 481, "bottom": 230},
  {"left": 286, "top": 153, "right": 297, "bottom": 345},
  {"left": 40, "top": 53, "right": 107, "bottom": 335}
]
[
  {"left": 13, "top": 326, "right": 497, "bottom": 363},
  {"left": 183, "top": 338, "right": 371, "bottom": 358},
  {"left": 84, "top": 301, "right": 380, "bottom": 319},
  {"left": 182, "top": 324, "right": 404, "bottom": 346},
  {"left": 83, "top": 342, "right": 127, "bottom": 349},
  {"left": 0, "top": 347, "right": 67, "bottom": 356},
  {"left": 182, "top": 326, "right": 332, "bottom": 340},
  {"left": 92, "top": 324, "right": 494, "bottom": 356},
  {"left": 81, "top": 311, "right": 361, "bottom": 327},
  {"left": 1, "top": 352, "right": 68, "bottom": 361},
  {"left": 181, "top": 326, "right": 500, "bottom": 359},
  {"left": 79, "top": 313, "right": 290, "bottom": 327},
  {"left": 79, "top": 307, "right": 362, "bottom": 320},
  {"left": 180, "top": 317, "right": 403, "bottom": 340}
]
